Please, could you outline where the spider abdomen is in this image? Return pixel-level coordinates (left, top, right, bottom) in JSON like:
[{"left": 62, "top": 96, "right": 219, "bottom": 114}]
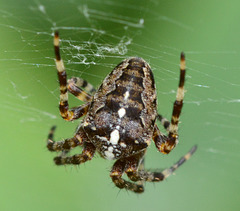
[{"left": 83, "top": 57, "right": 157, "bottom": 160}]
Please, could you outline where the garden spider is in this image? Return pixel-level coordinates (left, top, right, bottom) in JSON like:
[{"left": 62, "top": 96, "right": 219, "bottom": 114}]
[{"left": 47, "top": 31, "right": 197, "bottom": 193}]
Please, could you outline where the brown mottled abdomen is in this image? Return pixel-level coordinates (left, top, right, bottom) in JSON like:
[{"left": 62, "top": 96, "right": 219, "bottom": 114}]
[{"left": 83, "top": 57, "right": 157, "bottom": 160}]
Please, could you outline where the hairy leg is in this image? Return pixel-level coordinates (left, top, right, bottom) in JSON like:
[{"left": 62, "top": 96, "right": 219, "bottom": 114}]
[
  {"left": 155, "top": 53, "right": 186, "bottom": 154},
  {"left": 47, "top": 125, "right": 87, "bottom": 152},
  {"left": 54, "top": 31, "right": 92, "bottom": 121},
  {"left": 53, "top": 142, "right": 96, "bottom": 165}
]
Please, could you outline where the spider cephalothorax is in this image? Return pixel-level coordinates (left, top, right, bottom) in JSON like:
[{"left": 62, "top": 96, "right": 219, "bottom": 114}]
[{"left": 47, "top": 31, "right": 197, "bottom": 193}]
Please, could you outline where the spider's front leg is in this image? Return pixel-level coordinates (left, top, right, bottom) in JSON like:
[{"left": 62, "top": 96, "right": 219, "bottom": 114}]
[
  {"left": 155, "top": 52, "right": 186, "bottom": 154},
  {"left": 47, "top": 125, "right": 88, "bottom": 152},
  {"left": 54, "top": 31, "right": 92, "bottom": 121},
  {"left": 54, "top": 142, "right": 96, "bottom": 165},
  {"left": 68, "top": 77, "right": 96, "bottom": 97},
  {"left": 47, "top": 125, "right": 95, "bottom": 165}
]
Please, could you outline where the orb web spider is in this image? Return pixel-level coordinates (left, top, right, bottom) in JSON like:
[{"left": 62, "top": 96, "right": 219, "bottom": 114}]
[{"left": 47, "top": 31, "right": 197, "bottom": 193}]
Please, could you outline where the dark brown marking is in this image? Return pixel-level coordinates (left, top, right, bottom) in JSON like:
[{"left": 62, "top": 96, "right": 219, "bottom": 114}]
[
  {"left": 58, "top": 71, "right": 67, "bottom": 87},
  {"left": 179, "top": 52, "right": 186, "bottom": 87},
  {"left": 181, "top": 52, "right": 185, "bottom": 62},
  {"left": 117, "top": 72, "right": 144, "bottom": 86},
  {"left": 128, "top": 57, "right": 146, "bottom": 67},
  {"left": 171, "top": 100, "right": 183, "bottom": 122},
  {"left": 54, "top": 46, "right": 61, "bottom": 61},
  {"left": 125, "top": 106, "right": 142, "bottom": 119},
  {"left": 179, "top": 70, "right": 185, "bottom": 87},
  {"left": 82, "top": 79, "right": 88, "bottom": 88}
]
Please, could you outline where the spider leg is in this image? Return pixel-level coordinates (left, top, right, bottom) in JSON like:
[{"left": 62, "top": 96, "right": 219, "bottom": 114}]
[
  {"left": 125, "top": 150, "right": 166, "bottom": 183},
  {"left": 134, "top": 156, "right": 145, "bottom": 187},
  {"left": 68, "top": 77, "right": 96, "bottom": 96},
  {"left": 70, "top": 102, "right": 91, "bottom": 120},
  {"left": 111, "top": 145, "right": 196, "bottom": 193},
  {"left": 47, "top": 125, "right": 87, "bottom": 152},
  {"left": 53, "top": 142, "right": 96, "bottom": 165},
  {"left": 126, "top": 145, "right": 197, "bottom": 184},
  {"left": 54, "top": 31, "right": 92, "bottom": 121},
  {"left": 125, "top": 150, "right": 146, "bottom": 182},
  {"left": 110, "top": 155, "right": 144, "bottom": 193},
  {"left": 155, "top": 52, "right": 186, "bottom": 154},
  {"left": 67, "top": 80, "right": 92, "bottom": 102},
  {"left": 157, "top": 114, "right": 170, "bottom": 131},
  {"left": 152, "top": 125, "right": 170, "bottom": 153}
]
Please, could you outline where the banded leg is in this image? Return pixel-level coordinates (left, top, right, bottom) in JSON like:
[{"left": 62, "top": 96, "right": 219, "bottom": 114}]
[
  {"left": 111, "top": 145, "right": 197, "bottom": 193},
  {"left": 68, "top": 77, "right": 96, "bottom": 95},
  {"left": 127, "top": 145, "right": 197, "bottom": 183},
  {"left": 125, "top": 150, "right": 146, "bottom": 182},
  {"left": 59, "top": 101, "right": 90, "bottom": 122},
  {"left": 67, "top": 78, "right": 93, "bottom": 102},
  {"left": 125, "top": 150, "right": 167, "bottom": 183},
  {"left": 47, "top": 125, "right": 87, "bottom": 152},
  {"left": 110, "top": 158, "right": 144, "bottom": 193},
  {"left": 157, "top": 114, "right": 170, "bottom": 130},
  {"left": 54, "top": 142, "right": 96, "bottom": 165},
  {"left": 156, "top": 52, "right": 186, "bottom": 154},
  {"left": 54, "top": 31, "right": 91, "bottom": 121}
]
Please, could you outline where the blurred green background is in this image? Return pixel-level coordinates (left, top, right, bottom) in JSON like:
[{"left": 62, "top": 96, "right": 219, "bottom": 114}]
[{"left": 0, "top": 0, "right": 239, "bottom": 210}]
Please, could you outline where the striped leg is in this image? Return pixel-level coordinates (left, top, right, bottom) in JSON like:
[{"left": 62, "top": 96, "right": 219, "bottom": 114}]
[
  {"left": 125, "top": 150, "right": 146, "bottom": 182},
  {"left": 54, "top": 31, "right": 91, "bottom": 121},
  {"left": 157, "top": 114, "right": 170, "bottom": 130},
  {"left": 111, "top": 145, "right": 197, "bottom": 193},
  {"left": 67, "top": 78, "right": 93, "bottom": 102},
  {"left": 53, "top": 142, "right": 96, "bottom": 165},
  {"left": 155, "top": 52, "right": 186, "bottom": 154},
  {"left": 110, "top": 157, "right": 144, "bottom": 193},
  {"left": 47, "top": 126, "right": 88, "bottom": 152},
  {"left": 125, "top": 150, "right": 168, "bottom": 184},
  {"left": 68, "top": 77, "right": 96, "bottom": 95},
  {"left": 127, "top": 145, "right": 197, "bottom": 183}
]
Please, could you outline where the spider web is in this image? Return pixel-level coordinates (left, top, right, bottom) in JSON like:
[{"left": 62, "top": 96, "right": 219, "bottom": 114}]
[{"left": 0, "top": 0, "right": 239, "bottom": 210}]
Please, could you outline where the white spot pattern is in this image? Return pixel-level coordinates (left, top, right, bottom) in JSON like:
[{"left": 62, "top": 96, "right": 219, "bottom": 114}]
[
  {"left": 124, "top": 91, "right": 130, "bottom": 100},
  {"left": 118, "top": 108, "right": 126, "bottom": 118},
  {"left": 110, "top": 129, "right": 120, "bottom": 145},
  {"left": 104, "top": 150, "right": 114, "bottom": 160},
  {"left": 120, "top": 142, "right": 127, "bottom": 148},
  {"left": 108, "top": 146, "right": 113, "bottom": 152},
  {"left": 96, "top": 135, "right": 108, "bottom": 142}
]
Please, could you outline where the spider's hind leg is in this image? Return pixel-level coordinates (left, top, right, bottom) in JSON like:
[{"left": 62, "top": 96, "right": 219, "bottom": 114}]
[
  {"left": 126, "top": 145, "right": 197, "bottom": 184},
  {"left": 110, "top": 145, "right": 197, "bottom": 194},
  {"left": 110, "top": 154, "right": 145, "bottom": 193}
]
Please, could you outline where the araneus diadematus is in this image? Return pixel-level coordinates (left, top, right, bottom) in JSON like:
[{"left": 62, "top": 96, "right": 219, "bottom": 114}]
[{"left": 47, "top": 31, "right": 197, "bottom": 193}]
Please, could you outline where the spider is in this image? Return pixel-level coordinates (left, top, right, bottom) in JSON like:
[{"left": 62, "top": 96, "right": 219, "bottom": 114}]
[{"left": 47, "top": 31, "right": 197, "bottom": 193}]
